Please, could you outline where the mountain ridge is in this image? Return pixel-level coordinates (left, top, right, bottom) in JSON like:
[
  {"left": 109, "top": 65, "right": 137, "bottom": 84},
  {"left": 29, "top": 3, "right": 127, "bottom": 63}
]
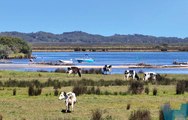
[{"left": 0, "top": 31, "right": 187, "bottom": 45}]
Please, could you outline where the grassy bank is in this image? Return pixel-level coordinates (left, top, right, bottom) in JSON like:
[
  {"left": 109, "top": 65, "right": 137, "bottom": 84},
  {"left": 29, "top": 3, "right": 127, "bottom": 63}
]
[{"left": 0, "top": 71, "right": 188, "bottom": 120}]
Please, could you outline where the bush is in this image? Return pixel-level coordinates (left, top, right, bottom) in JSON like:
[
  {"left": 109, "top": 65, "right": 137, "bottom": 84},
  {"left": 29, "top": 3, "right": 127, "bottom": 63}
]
[
  {"left": 54, "top": 89, "right": 59, "bottom": 96},
  {"left": 153, "top": 87, "right": 158, "bottom": 96},
  {"left": 95, "top": 87, "right": 101, "bottom": 95},
  {"left": 127, "top": 103, "right": 131, "bottom": 110},
  {"left": 176, "top": 81, "right": 185, "bottom": 94},
  {"left": 72, "top": 85, "right": 87, "bottom": 96},
  {"left": 91, "top": 109, "right": 103, "bottom": 120},
  {"left": 54, "top": 68, "right": 66, "bottom": 73},
  {"left": 81, "top": 68, "right": 103, "bottom": 74},
  {"left": 145, "top": 86, "right": 149, "bottom": 95},
  {"left": 128, "top": 81, "right": 144, "bottom": 94},
  {"left": 13, "top": 88, "right": 16, "bottom": 96},
  {"left": 28, "top": 85, "right": 42, "bottom": 96},
  {"left": 156, "top": 75, "right": 172, "bottom": 85},
  {"left": 129, "top": 109, "right": 151, "bottom": 120}
]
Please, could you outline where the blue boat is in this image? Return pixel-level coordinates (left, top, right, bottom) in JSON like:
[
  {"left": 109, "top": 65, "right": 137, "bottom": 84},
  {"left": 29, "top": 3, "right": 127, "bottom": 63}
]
[
  {"left": 76, "top": 58, "right": 94, "bottom": 63},
  {"left": 76, "top": 54, "right": 94, "bottom": 63}
]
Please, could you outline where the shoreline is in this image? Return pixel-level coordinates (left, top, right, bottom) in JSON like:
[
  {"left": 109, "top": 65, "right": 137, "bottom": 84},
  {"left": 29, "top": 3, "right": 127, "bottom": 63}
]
[{"left": 1, "top": 64, "right": 188, "bottom": 70}]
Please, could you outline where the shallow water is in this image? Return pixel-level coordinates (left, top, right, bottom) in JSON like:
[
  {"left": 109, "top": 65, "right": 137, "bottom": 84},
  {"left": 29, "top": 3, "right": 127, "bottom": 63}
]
[{"left": 4, "top": 52, "right": 188, "bottom": 74}]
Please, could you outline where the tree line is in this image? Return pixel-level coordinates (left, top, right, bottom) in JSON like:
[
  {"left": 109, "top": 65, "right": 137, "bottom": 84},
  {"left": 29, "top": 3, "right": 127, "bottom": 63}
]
[{"left": 0, "top": 36, "right": 31, "bottom": 59}]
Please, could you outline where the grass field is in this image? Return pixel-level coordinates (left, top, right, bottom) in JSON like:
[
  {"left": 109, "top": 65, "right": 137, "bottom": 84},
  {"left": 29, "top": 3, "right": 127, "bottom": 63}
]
[{"left": 0, "top": 71, "right": 188, "bottom": 120}]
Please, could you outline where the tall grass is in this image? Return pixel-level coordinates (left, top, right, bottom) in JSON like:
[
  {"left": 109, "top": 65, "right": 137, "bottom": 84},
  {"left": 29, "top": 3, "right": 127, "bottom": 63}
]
[{"left": 129, "top": 109, "right": 151, "bottom": 120}]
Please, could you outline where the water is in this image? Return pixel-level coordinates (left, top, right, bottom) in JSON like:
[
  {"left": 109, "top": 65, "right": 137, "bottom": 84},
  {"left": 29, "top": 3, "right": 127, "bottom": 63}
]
[{"left": 5, "top": 52, "right": 188, "bottom": 74}]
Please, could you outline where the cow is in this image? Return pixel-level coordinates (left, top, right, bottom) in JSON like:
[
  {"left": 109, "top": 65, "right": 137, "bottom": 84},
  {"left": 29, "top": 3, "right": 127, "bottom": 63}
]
[
  {"left": 124, "top": 70, "right": 139, "bottom": 80},
  {"left": 59, "top": 92, "right": 77, "bottom": 113},
  {"left": 102, "top": 65, "right": 112, "bottom": 75},
  {"left": 143, "top": 72, "right": 158, "bottom": 81},
  {"left": 67, "top": 67, "right": 81, "bottom": 77}
]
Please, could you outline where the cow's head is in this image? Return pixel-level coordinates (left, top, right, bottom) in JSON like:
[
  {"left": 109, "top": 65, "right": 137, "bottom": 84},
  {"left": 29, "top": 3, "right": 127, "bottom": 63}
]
[{"left": 59, "top": 92, "right": 67, "bottom": 100}]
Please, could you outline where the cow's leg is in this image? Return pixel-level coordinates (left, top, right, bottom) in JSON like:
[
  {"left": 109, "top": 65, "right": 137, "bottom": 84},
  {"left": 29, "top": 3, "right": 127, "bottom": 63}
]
[
  {"left": 71, "top": 101, "right": 74, "bottom": 111},
  {"left": 133, "top": 74, "right": 135, "bottom": 80},
  {"left": 68, "top": 70, "right": 73, "bottom": 77},
  {"left": 66, "top": 102, "right": 68, "bottom": 112},
  {"left": 68, "top": 104, "right": 70, "bottom": 111},
  {"left": 127, "top": 75, "right": 129, "bottom": 80}
]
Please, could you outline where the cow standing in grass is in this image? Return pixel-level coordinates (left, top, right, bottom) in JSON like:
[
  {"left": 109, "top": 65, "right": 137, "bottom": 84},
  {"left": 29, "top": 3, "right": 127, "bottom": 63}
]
[
  {"left": 59, "top": 92, "right": 77, "bottom": 113},
  {"left": 103, "top": 65, "right": 112, "bottom": 75},
  {"left": 124, "top": 70, "right": 139, "bottom": 80},
  {"left": 67, "top": 67, "right": 81, "bottom": 77},
  {"left": 143, "top": 72, "right": 159, "bottom": 81}
]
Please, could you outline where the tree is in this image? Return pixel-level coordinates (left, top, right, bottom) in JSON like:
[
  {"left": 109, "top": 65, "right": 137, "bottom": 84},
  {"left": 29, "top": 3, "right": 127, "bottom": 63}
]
[
  {"left": 0, "top": 44, "right": 12, "bottom": 58},
  {"left": 0, "top": 36, "right": 32, "bottom": 58}
]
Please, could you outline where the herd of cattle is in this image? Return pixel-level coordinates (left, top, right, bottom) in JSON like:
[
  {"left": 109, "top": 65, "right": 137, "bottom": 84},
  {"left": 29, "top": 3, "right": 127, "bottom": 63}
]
[
  {"left": 60, "top": 65, "right": 161, "bottom": 112},
  {"left": 66, "top": 65, "right": 160, "bottom": 81}
]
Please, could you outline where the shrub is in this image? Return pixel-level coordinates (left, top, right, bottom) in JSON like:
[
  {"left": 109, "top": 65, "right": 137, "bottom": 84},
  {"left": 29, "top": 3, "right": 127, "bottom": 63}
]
[
  {"left": 129, "top": 109, "right": 151, "bottom": 120},
  {"left": 28, "top": 85, "right": 42, "bottom": 96},
  {"left": 153, "top": 87, "right": 158, "bottom": 96},
  {"left": 34, "top": 87, "right": 42, "bottom": 96},
  {"left": 176, "top": 81, "right": 185, "bottom": 94},
  {"left": 128, "top": 81, "right": 144, "bottom": 94},
  {"left": 38, "top": 73, "right": 42, "bottom": 77},
  {"left": 144, "top": 86, "right": 149, "bottom": 95},
  {"left": 13, "top": 88, "right": 16, "bottom": 96},
  {"left": 53, "top": 80, "right": 61, "bottom": 89},
  {"left": 54, "top": 89, "right": 59, "bottom": 96},
  {"left": 28, "top": 85, "right": 34, "bottom": 96},
  {"left": 95, "top": 87, "right": 101, "bottom": 95},
  {"left": 72, "top": 85, "right": 87, "bottom": 96},
  {"left": 54, "top": 68, "right": 66, "bottom": 73},
  {"left": 81, "top": 68, "right": 103, "bottom": 74},
  {"left": 156, "top": 75, "right": 172, "bottom": 85},
  {"left": 127, "top": 103, "right": 131, "bottom": 110},
  {"left": 104, "top": 91, "right": 111, "bottom": 95},
  {"left": 91, "top": 109, "right": 103, "bottom": 120}
]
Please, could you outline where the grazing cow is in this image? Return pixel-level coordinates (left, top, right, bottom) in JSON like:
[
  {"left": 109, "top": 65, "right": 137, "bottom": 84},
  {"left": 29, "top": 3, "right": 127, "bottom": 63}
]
[
  {"left": 67, "top": 67, "right": 81, "bottom": 77},
  {"left": 124, "top": 70, "right": 139, "bottom": 80},
  {"left": 103, "top": 65, "right": 112, "bottom": 75},
  {"left": 143, "top": 72, "right": 158, "bottom": 81},
  {"left": 59, "top": 92, "right": 77, "bottom": 112}
]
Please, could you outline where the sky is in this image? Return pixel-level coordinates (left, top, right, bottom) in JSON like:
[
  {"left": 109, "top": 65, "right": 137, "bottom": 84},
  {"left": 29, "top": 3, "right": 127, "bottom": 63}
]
[{"left": 0, "top": 0, "right": 188, "bottom": 38}]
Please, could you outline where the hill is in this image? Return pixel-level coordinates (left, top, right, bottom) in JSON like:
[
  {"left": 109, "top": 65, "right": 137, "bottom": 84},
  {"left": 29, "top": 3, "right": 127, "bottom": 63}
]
[{"left": 0, "top": 31, "right": 188, "bottom": 46}]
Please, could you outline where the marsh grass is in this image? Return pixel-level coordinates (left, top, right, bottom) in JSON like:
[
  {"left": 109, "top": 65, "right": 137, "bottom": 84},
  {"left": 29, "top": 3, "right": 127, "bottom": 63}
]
[
  {"left": 129, "top": 109, "right": 151, "bottom": 120},
  {"left": 0, "top": 71, "right": 188, "bottom": 119},
  {"left": 0, "top": 86, "right": 188, "bottom": 120}
]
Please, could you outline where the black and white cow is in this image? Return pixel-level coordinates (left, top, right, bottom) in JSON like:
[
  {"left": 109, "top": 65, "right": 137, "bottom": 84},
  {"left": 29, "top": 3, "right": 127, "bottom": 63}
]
[
  {"left": 103, "top": 65, "right": 112, "bottom": 75},
  {"left": 59, "top": 92, "right": 77, "bottom": 112},
  {"left": 143, "top": 72, "right": 158, "bottom": 81},
  {"left": 67, "top": 67, "right": 81, "bottom": 77},
  {"left": 124, "top": 70, "right": 139, "bottom": 80}
]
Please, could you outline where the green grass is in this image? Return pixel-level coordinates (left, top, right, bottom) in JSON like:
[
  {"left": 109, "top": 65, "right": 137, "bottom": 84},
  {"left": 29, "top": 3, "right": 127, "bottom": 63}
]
[
  {"left": 0, "top": 86, "right": 188, "bottom": 120},
  {"left": 0, "top": 71, "right": 188, "bottom": 120}
]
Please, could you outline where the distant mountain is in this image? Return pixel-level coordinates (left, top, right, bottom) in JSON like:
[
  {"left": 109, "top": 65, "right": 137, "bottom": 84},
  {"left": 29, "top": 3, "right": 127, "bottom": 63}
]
[{"left": 0, "top": 31, "right": 187, "bottom": 46}]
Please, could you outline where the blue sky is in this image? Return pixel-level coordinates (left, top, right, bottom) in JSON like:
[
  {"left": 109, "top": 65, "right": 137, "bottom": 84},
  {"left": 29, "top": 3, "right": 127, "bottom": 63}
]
[{"left": 0, "top": 0, "right": 188, "bottom": 38}]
